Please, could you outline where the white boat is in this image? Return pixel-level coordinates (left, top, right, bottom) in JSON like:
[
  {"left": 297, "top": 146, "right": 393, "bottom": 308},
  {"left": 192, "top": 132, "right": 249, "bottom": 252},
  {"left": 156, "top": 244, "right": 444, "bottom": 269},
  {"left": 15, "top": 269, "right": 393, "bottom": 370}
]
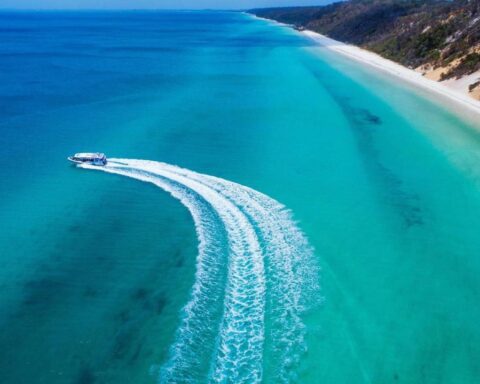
[{"left": 68, "top": 153, "right": 107, "bottom": 166}]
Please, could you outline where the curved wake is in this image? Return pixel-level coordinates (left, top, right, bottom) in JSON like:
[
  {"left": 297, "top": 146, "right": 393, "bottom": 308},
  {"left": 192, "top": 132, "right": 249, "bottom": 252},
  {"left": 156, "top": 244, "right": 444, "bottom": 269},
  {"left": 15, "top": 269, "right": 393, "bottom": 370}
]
[{"left": 81, "top": 159, "right": 320, "bottom": 383}]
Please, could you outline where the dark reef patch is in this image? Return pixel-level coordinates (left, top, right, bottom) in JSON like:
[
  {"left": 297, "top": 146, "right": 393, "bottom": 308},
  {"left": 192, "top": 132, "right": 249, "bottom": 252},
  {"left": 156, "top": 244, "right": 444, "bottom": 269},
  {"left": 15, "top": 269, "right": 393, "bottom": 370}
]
[
  {"left": 358, "top": 108, "right": 382, "bottom": 125},
  {"left": 109, "top": 289, "right": 167, "bottom": 364},
  {"left": 117, "top": 309, "right": 131, "bottom": 323},
  {"left": 130, "top": 287, "right": 167, "bottom": 314},
  {"left": 174, "top": 248, "right": 185, "bottom": 268},
  {"left": 139, "top": 293, "right": 167, "bottom": 315},
  {"left": 83, "top": 287, "right": 99, "bottom": 298},
  {"left": 129, "top": 342, "right": 143, "bottom": 364},
  {"left": 21, "top": 276, "right": 64, "bottom": 309},
  {"left": 306, "top": 64, "right": 424, "bottom": 228},
  {"left": 112, "top": 324, "right": 136, "bottom": 360},
  {"left": 154, "top": 295, "right": 167, "bottom": 315},
  {"left": 75, "top": 367, "right": 96, "bottom": 384},
  {"left": 68, "top": 223, "right": 82, "bottom": 233},
  {"left": 132, "top": 288, "right": 149, "bottom": 301}
]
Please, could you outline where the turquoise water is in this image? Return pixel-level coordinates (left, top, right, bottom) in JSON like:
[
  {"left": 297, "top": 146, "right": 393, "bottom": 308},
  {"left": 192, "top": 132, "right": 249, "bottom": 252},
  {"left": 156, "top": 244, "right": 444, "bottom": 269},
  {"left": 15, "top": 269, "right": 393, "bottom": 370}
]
[{"left": 1, "top": 10, "right": 480, "bottom": 384}]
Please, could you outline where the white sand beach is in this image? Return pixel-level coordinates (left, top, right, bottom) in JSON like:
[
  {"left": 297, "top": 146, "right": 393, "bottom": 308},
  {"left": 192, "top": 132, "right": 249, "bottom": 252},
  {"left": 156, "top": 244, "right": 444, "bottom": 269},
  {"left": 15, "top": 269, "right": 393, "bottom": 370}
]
[{"left": 302, "top": 30, "right": 480, "bottom": 116}]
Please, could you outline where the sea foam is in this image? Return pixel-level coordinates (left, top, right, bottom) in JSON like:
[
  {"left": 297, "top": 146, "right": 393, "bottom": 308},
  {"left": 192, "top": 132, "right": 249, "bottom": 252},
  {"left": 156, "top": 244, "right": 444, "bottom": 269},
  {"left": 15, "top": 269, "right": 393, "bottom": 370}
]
[{"left": 80, "top": 159, "right": 319, "bottom": 383}]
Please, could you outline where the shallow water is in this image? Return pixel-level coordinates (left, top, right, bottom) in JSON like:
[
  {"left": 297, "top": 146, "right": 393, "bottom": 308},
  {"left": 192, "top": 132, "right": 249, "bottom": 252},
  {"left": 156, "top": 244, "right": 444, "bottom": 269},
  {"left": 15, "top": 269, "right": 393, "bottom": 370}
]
[{"left": 1, "top": 10, "right": 480, "bottom": 384}]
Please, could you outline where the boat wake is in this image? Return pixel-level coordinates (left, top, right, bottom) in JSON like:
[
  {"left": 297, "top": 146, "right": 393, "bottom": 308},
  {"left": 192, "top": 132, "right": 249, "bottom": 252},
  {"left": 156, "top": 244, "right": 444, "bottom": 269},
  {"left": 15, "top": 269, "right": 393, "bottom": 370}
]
[{"left": 80, "top": 159, "right": 320, "bottom": 383}]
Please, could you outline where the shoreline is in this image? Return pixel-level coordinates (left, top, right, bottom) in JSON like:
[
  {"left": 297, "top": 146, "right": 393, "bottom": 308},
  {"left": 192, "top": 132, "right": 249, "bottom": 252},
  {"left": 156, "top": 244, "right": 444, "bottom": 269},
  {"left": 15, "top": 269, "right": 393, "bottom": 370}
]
[
  {"left": 247, "top": 13, "right": 480, "bottom": 118},
  {"left": 302, "top": 30, "right": 480, "bottom": 117}
]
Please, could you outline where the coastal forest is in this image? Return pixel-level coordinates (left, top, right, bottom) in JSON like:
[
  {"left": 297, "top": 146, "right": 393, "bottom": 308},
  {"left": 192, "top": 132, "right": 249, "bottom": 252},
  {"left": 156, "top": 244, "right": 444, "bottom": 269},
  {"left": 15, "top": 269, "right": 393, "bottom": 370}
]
[{"left": 251, "top": 0, "right": 480, "bottom": 81}]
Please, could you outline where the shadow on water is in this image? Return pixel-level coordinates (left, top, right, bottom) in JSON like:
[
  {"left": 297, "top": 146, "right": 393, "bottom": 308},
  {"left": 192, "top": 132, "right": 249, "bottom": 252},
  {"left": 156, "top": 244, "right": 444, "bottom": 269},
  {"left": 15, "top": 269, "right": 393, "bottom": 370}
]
[{"left": 306, "top": 65, "right": 424, "bottom": 228}]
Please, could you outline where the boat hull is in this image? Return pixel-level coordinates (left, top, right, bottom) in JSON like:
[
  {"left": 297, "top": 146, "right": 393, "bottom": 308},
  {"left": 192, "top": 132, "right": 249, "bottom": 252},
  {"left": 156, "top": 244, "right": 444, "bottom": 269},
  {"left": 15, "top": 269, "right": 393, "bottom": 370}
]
[{"left": 67, "top": 157, "right": 107, "bottom": 166}]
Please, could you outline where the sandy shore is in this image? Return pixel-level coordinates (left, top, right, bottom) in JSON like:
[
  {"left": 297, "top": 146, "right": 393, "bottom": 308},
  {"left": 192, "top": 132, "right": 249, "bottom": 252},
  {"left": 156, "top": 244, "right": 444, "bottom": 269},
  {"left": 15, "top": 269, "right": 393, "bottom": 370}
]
[
  {"left": 248, "top": 12, "right": 480, "bottom": 117},
  {"left": 302, "top": 30, "right": 480, "bottom": 116}
]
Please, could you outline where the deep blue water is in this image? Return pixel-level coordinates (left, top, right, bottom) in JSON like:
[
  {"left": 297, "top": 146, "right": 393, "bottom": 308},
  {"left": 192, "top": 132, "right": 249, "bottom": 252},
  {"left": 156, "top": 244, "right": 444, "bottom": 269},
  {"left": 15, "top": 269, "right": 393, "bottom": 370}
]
[{"left": 1, "top": 10, "right": 480, "bottom": 384}]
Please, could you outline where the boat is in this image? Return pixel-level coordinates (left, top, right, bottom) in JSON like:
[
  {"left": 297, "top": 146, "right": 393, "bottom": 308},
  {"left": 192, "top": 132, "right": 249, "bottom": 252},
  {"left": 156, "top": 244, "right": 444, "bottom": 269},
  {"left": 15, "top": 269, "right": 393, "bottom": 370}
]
[{"left": 67, "top": 153, "right": 107, "bottom": 166}]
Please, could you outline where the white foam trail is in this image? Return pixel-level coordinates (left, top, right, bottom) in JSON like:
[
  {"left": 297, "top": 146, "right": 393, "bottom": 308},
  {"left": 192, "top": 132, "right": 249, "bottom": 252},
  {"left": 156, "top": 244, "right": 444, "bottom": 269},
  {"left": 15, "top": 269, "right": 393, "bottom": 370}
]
[
  {"left": 82, "top": 160, "right": 229, "bottom": 381},
  {"left": 80, "top": 159, "right": 319, "bottom": 383},
  {"left": 166, "top": 166, "right": 320, "bottom": 382}
]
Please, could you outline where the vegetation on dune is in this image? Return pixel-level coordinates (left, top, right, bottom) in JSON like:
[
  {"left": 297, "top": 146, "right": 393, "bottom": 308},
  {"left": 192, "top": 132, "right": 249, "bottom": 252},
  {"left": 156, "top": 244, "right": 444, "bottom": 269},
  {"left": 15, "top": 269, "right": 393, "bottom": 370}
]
[
  {"left": 250, "top": 0, "right": 480, "bottom": 80},
  {"left": 455, "top": 52, "right": 480, "bottom": 76},
  {"left": 469, "top": 79, "right": 480, "bottom": 91}
]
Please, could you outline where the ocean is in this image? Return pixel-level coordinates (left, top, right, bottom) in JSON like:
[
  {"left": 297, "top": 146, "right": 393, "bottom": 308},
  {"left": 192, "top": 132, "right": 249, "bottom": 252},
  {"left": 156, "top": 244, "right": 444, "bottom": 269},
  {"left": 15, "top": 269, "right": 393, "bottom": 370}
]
[{"left": 1, "top": 10, "right": 480, "bottom": 384}]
